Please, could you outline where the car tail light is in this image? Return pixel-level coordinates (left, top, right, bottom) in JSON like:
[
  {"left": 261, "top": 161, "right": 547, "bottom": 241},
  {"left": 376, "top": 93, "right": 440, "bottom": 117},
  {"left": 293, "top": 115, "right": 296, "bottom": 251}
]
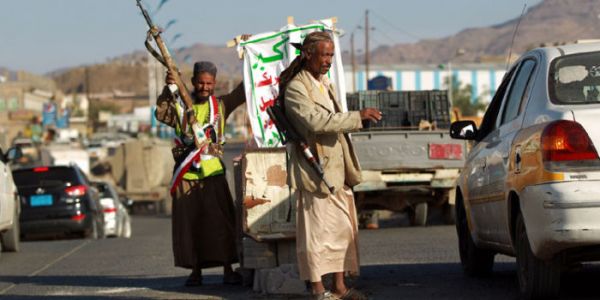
[
  {"left": 542, "top": 120, "right": 599, "bottom": 162},
  {"left": 33, "top": 167, "right": 49, "bottom": 172},
  {"left": 429, "top": 144, "right": 463, "bottom": 160},
  {"left": 65, "top": 185, "right": 87, "bottom": 197},
  {"left": 103, "top": 208, "right": 117, "bottom": 213},
  {"left": 71, "top": 213, "right": 86, "bottom": 221}
]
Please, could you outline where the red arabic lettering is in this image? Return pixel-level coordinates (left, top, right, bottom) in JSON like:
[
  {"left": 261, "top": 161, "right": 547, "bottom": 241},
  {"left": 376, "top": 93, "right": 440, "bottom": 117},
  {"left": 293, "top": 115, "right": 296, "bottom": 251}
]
[
  {"left": 259, "top": 96, "right": 276, "bottom": 112},
  {"left": 256, "top": 72, "right": 280, "bottom": 88}
]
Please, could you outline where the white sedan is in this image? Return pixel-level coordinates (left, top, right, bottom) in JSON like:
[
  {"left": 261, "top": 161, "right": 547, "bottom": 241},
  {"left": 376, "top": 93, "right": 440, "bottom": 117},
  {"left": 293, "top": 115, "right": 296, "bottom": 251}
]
[
  {"left": 450, "top": 41, "right": 600, "bottom": 299},
  {"left": 91, "top": 181, "right": 131, "bottom": 238}
]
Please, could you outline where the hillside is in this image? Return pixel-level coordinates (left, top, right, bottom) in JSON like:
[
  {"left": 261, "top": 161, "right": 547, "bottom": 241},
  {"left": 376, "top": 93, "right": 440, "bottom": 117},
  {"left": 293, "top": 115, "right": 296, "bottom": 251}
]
[
  {"left": 363, "top": 0, "right": 600, "bottom": 65},
  {"left": 40, "top": 0, "right": 600, "bottom": 94}
]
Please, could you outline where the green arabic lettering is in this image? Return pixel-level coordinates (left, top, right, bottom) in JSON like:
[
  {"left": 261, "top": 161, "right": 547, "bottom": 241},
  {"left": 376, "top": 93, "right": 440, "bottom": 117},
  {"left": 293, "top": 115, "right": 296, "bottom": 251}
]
[{"left": 252, "top": 36, "right": 289, "bottom": 70}]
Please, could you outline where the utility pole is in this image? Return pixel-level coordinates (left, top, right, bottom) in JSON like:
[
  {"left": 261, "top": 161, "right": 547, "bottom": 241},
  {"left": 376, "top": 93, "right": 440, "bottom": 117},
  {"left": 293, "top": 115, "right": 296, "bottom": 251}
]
[
  {"left": 85, "top": 67, "right": 91, "bottom": 101},
  {"left": 351, "top": 32, "right": 356, "bottom": 92},
  {"left": 365, "top": 9, "right": 370, "bottom": 90}
]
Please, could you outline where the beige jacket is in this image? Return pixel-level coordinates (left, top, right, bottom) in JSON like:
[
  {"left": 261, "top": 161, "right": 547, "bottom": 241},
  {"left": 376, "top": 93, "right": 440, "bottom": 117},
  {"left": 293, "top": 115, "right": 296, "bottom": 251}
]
[{"left": 284, "top": 69, "right": 363, "bottom": 195}]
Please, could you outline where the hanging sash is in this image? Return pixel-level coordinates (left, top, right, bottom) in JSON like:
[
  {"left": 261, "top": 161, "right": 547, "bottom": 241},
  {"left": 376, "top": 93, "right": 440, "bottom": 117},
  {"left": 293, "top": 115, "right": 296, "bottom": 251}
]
[{"left": 169, "top": 95, "right": 221, "bottom": 194}]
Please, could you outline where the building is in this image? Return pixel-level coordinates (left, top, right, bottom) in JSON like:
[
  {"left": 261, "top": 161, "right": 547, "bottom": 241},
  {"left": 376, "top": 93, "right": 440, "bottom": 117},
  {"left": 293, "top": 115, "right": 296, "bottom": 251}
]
[{"left": 344, "top": 63, "right": 507, "bottom": 104}]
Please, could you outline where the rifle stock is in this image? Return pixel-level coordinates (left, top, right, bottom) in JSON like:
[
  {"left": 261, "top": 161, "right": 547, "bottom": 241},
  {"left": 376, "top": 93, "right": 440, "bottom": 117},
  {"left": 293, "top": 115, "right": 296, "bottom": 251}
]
[{"left": 267, "top": 105, "right": 334, "bottom": 193}]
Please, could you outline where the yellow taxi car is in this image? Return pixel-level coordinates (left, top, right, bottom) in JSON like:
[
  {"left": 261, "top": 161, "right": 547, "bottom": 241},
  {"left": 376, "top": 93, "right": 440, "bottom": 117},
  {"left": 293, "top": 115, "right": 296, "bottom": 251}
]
[{"left": 450, "top": 42, "right": 600, "bottom": 299}]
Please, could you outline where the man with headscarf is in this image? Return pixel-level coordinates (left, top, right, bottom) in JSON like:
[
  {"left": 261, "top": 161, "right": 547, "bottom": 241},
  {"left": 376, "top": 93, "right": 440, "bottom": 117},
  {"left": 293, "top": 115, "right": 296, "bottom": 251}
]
[
  {"left": 279, "top": 31, "right": 381, "bottom": 300},
  {"left": 155, "top": 60, "right": 246, "bottom": 286}
]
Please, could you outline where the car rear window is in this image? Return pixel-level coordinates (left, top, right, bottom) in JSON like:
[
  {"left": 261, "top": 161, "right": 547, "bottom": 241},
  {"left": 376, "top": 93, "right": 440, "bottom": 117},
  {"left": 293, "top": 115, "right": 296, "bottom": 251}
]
[
  {"left": 92, "top": 183, "right": 112, "bottom": 198},
  {"left": 13, "top": 167, "right": 79, "bottom": 187},
  {"left": 549, "top": 50, "right": 600, "bottom": 104}
]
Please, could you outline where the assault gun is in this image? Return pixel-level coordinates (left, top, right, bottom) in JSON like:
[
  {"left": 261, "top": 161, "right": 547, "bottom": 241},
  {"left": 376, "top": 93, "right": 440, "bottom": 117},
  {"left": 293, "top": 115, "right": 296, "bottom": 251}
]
[
  {"left": 135, "top": 0, "right": 208, "bottom": 148},
  {"left": 267, "top": 104, "right": 334, "bottom": 193}
]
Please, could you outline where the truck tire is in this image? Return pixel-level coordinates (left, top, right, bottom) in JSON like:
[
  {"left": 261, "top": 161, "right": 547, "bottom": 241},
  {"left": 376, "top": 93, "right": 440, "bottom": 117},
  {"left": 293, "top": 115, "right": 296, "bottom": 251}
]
[
  {"left": 515, "top": 213, "right": 560, "bottom": 300},
  {"left": 443, "top": 203, "right": 456, "bottom": 224},
  {"left": 456, "top": 196, "right": 494, "bottom": 277},
  {"left": 1, "top": 206, "right": 20, "bottom": 252},
  {"left": 409, "top": 202, "right": 428, "bottom": 226}
]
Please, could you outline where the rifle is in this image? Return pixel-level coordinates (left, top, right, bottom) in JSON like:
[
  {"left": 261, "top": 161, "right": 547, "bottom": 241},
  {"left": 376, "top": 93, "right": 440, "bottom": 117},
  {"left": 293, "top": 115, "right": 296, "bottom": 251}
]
[
  {"left": 135, "top": 0, "right": 208, "bottom": 148},
  {"left": 267, "top": 104, "right": 335, "bottom": 193}
]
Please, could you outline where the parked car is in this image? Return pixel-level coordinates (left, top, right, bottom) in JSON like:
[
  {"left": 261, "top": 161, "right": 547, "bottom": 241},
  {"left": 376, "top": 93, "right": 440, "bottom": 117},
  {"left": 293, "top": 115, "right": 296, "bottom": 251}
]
[
  {"left": 0, "top": 146, "right": 23, "bottom": 256},
  {"left": 91, "top": 181, "right": 131, "bottom": 238},
  {"left": 13, "top": 165, "right": 105, "bottom": 239},
  {"left": 450, "top": 41, "right": 600, "bottom": 299}
]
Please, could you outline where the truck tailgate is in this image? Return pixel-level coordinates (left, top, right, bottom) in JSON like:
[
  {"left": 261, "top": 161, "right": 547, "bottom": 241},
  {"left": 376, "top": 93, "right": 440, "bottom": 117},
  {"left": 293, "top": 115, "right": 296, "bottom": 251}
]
[{"left": 351, "top": 130, "right": 467, "bottom": 170}]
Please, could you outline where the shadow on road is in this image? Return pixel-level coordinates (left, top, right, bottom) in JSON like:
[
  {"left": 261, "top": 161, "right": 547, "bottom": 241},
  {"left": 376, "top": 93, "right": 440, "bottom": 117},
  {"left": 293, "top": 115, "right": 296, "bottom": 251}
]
[
  {"left": 0, "top": 274, "right": 254, "bottom": 299},
  {"left": 2, "top": 262, "right": 600, "bottom": 299},
  {"left": 355, "top": 262, "right": 600, "bottom": 300}
]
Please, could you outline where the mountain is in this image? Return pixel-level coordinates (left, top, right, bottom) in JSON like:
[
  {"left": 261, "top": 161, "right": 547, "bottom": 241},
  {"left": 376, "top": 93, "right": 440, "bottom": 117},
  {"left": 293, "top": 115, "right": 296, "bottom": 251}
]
[
  {"left": 361, "top": 0, "right": 600, "bottom": 65},
  {"left": 49, "top": 0, "right": 600, "bottom": 94}
]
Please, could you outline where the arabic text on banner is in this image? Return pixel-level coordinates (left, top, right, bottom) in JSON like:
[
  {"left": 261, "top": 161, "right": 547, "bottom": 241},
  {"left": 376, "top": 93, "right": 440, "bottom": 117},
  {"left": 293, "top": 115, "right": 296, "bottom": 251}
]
[{"left": 239, "top": 19, "right": 347, "bottom": 148}]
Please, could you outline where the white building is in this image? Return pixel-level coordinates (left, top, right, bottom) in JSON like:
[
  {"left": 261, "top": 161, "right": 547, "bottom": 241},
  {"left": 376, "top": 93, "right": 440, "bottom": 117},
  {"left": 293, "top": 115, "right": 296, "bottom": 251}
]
[{"left": 344, "top": 63, "right": 507, "bottom": 104}]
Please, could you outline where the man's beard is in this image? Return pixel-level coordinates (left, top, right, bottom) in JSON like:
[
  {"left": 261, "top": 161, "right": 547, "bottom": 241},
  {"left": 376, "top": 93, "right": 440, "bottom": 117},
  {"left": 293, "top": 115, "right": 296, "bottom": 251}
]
[{"left": 193, "top": 92, "right": 210, "bottom": 103}]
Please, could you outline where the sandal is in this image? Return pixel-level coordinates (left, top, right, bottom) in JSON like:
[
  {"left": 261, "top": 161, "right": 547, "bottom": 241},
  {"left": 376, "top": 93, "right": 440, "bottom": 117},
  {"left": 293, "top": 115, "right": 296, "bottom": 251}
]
[
  {"left": 184, "top": 270, "right": 203, "bottom": 287},
  {"left": 339, "top": 288, "right": 368, "bottom": 300},
  {"left": 223, "top": 271, "right": 242, "bottom": 285},
  {"left": 312, "top": 291, "right": 340, "bottom": 300}
]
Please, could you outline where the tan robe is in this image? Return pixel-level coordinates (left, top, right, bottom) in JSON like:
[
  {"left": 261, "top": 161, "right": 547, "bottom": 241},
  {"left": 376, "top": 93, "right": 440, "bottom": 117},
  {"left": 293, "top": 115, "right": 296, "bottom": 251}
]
[
  {"left": 284, "top": 70, "right": 363, "bottom": 282},
  {"left": 296, "top": 186, "right": 360, "bottom": 282}
]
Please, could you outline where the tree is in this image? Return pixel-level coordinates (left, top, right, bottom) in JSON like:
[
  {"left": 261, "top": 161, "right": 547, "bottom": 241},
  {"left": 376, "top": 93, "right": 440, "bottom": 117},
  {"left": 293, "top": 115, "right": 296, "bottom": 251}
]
[{"left": 446, "top": 77, "right": 487, "bottom": 116}]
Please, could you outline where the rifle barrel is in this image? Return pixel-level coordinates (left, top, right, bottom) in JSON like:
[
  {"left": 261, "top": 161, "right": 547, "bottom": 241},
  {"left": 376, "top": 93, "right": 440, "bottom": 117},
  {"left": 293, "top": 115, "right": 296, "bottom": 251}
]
[{"left": 136, "top": 0, "right": 154, "bottom": 28}]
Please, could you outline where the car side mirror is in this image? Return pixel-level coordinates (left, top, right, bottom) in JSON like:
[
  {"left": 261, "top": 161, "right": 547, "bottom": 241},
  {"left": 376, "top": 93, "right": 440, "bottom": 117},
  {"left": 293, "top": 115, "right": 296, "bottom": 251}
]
[
  {"left": 5, "top": 146, "right": 23, "bottom": 162},
  {"left": 450, "top": 121, "right": 478, "bottom": 140},
  {"left": 122, "top": 198, "right": 134, "bottom": 208}
]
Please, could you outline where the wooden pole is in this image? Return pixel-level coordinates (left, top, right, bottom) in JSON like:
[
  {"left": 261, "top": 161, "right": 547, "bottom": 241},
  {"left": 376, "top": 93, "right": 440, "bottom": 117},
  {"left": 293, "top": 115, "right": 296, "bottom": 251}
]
[{"left": 365, "top": 9, "right": 370, "bottom": 90}]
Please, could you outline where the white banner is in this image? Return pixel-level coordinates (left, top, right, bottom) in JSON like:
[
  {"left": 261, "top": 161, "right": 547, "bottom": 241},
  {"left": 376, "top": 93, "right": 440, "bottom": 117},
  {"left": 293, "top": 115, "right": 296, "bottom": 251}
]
[{"left": 239, "top": 19, "right": 347, "bottom": 148}]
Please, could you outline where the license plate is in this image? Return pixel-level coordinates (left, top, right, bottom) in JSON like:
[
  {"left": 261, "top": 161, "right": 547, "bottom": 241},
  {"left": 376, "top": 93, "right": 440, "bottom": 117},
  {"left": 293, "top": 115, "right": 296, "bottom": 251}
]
[{"left": 30, "top": 194, "right": 53, "bottom": 207}]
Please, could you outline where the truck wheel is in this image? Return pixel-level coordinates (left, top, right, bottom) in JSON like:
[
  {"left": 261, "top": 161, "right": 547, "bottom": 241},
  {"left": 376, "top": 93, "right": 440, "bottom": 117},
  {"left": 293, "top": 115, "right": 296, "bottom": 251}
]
[
  {"left": 1, "top": 206, "right": 20, "bottom": 252},
  {"left": 443, "top": 203, "right": 456, "bottom": 224},
  {"left": 456, "top": 197, "right": 494, "bottom": 276},
  {"left": 409, "top": 202, "right": 428, "bottom": 226},
  {"left": 515, "top": 213, "right": 560, "bottom": 299},
  {"left": 364, "top": 211, "right": 379, "bottom": 229},
  {"left": 160, "top": 199, "right": 172, "bottom": 216}
]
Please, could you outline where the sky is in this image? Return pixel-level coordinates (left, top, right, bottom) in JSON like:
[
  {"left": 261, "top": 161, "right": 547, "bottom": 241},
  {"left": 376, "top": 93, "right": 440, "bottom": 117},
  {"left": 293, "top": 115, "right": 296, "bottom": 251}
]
[{"left": 0, "top": 0, "right": 543, "bottom": 75}]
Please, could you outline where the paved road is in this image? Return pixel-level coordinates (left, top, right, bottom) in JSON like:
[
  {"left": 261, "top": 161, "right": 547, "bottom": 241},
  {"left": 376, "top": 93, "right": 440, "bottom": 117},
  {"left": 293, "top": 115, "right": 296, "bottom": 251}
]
[{"left": 2, "top": 216, "right": 600, "bottom": 299}]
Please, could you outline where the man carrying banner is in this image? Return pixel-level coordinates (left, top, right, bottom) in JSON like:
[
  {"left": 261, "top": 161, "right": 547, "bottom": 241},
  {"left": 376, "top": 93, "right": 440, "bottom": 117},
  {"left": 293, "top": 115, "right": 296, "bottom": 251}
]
[
  {"left": 155, "top": 60, "right": 246, "bottom": 286},
  {"left": 280, "top": 31, "right": 381, "bottom": 300}
]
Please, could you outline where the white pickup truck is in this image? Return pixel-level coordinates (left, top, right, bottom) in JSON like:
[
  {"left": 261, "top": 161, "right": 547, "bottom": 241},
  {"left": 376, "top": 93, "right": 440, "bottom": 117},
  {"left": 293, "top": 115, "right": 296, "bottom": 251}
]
[
  {"left": 348, "top": 90, "right": 467, "bottom": 227},
  {"left": 0, "top": 146, "right": 22, "bottom": 256}
]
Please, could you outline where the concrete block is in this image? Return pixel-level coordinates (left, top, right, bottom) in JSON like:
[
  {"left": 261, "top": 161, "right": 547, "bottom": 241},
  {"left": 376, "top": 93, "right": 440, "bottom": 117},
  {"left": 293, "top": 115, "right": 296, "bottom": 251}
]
[
  {"left": 253, "top": 264, "right": 308, "bottom": 295},
  {"left": 276, "top": 240, "right": 297, "bottom": 266},
  {"left": 242, "top": 237, "right": 276, "bottom": 269}
]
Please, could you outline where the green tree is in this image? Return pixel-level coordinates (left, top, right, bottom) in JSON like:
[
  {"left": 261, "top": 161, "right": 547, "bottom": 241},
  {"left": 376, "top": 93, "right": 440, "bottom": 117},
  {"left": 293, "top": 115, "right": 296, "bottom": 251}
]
[{"left": 446, "top": 77, "right": 487, "bottom": 116}]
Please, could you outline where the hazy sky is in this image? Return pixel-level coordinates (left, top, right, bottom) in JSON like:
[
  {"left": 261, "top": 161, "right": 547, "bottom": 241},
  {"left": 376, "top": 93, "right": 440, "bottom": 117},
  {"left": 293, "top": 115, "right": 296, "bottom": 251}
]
[{"left": 1, "top": 0, "right": 542, "bottom": 74}]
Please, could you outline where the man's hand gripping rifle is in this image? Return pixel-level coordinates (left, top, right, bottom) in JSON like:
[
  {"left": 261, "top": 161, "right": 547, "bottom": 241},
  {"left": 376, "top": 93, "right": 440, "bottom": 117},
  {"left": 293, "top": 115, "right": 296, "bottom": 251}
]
[
  {"left": 136, "top": 0, "right": 213, "bottom": 150},
  {"left": 267, "top": 105, "right": 335, "bottom": 193}
]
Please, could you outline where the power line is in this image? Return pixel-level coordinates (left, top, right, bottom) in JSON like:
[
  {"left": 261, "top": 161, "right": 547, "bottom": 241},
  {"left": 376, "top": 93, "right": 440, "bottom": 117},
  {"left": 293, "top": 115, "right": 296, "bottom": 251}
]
[
  {"left": 370, "top": 9, "right": 421, "bottom": 41},
  {"left": 373, "top": 28, "right": 398, "bottom": 45}
]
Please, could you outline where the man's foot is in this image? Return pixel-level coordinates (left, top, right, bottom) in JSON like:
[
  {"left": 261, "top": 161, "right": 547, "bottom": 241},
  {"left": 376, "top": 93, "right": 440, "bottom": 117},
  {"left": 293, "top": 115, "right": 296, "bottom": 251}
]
[
  {"left": 184, "top": 270, "right": 202, "bottom": 287},
  {"left": 223, "top": 271, "right": 242, "bottom": 285},
  {"left": 337, "top": 288, "right": 368, "bottom": 300},
  {"left": 312, "top": 290, "right": 340, "bottom": 300}
]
